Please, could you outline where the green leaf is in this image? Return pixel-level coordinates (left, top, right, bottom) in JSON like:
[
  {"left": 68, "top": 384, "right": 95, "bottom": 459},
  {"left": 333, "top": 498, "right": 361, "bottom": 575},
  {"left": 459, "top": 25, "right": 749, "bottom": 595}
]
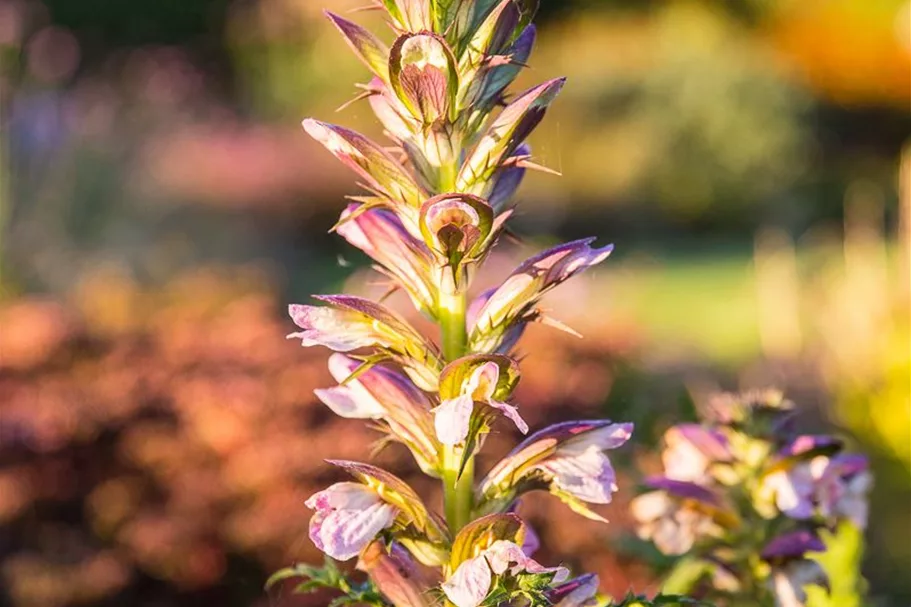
[{"left": 660, "top": 557, "right": 713, "bottom": 596}]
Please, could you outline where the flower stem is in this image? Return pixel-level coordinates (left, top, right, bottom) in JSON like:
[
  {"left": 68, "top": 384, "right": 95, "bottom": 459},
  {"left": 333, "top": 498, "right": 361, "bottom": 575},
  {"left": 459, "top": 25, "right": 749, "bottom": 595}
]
[
  {"left": 438, "top": 290, "right": 474, "bottom": 532},
  {"left": 439, "top": 290, "right": 467, "bottom": 362},
  {"left": 442, "top": 447, "right": 474, "bottom": 532}
]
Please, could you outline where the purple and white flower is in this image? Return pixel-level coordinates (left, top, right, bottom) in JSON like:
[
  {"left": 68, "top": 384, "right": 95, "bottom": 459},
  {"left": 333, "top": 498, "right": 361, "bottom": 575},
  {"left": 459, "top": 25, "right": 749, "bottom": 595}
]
[
  {"left": 546, "top": 574, "right": 600, "bottom": 607},
  {"left": 630, "top": 478, "right": 724, "bottom": 556},
  {"left": 287, "top": 295, "right": 442, "bottom": 390},
  {"left": 760, "top": 452, "right": 871, "bottom": 528},
  {"left": 305, "top": 482, "right": 399, "bottom": 561},
  {"left": 434, "top": 360, "right": 528, "bottom": 445},
  {"left": 480, "top": 420, "right": 633, "bottom": 519},
  {"left": 315, "top": 354, "right": 440, "bottom": 474},
  {"left": 441, "top": 539, "right": 569, "bottom": 607},
  {"left": 661, "top": 424, "right": 731, "bottom": 483},
  {"left": 336, "top": 205, "right": 438, "bottom": 316},
  {"left": 762, "top": 530, "right": 829, "bottom": 607},
  {"left": 468, "top": 239, "right": 613, "bottom": 353}
]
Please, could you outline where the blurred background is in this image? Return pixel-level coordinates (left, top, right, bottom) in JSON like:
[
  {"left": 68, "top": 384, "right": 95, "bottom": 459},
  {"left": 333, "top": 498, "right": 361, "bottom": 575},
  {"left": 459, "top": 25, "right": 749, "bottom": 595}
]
[{"left": 0, "top": 0, "right": 909, "bottom": 605}]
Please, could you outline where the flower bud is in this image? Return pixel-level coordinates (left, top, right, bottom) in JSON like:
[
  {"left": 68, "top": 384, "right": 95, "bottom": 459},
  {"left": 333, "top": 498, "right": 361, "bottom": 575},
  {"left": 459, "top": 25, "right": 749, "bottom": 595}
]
[
  {"left": 468, "top": 238, "right": 612, "bottom": 353},
  {"left": 457, "top": 77, "right": 564, "bottom": 193},
  {"left": 389, "top": 33, "right": 458, "bottom": 126},
  {"left": 419, "top": 194, "right": 493, "bottom": 262},
  {"left": 336, "top": 205, "right": 438, "bottom": 316},
  {"left": 359, "top": 541, "right": 434, "bottom": 607},
  {"left": 302, "top": 119, "right": 426, "bottom": 212}
]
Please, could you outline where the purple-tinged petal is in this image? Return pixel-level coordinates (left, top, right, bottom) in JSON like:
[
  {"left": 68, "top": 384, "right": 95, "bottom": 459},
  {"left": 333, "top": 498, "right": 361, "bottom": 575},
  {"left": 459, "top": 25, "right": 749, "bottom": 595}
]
[
  {"left": 442, "top": 555, "right": 492, "bottom": 607},
  {"left": 316, "top": 354, "right": 439, "bottom": 472},
  {"left": 564, "top": 422, "right": 634, "bottom": 452},
  {"left": 325, "top": 11, "right": 389, "bottom": 81},
  {"left": 484, "top": 540, "right": 568, "bottom": 583},
  {"left": 306, "top": 482, "right": 380, "bottom": 511},
  {"left": 778, "top": 435, "right": 843, "bottom": 459},
  {"left": 468, "top": 239, "right": 613, "bottom": 353},
  {"left": 761, "top": 465, "right": 816, "bottom": 520},
  {"left": 480, "top": 420, "right": 630, "bottom": 496},
  {"left": 314, "top": 502, "right": 399, "bottom": 561},
  {"left": 521, "top": 520, "right": 540, "bottom": 556},
  {"left": 489, "top": 401, "right": 529, "bottom": 435},
  {"left": 302, "top": 118, "right": 425, "bottom": 207},
  {"left": 359, "top": 541, "right": 432, "bottom": 607},
  {"left": 306, "top": 482, "right": 398, "bottom": 561},
  {"left": 488, "top": 143, "right": 530, "bottom": 210},
  {"left": 434, "top": 395, "right": 474, "bottom": 445},
  {"left": 368, "top": 78, "right": 417, "bottom": 142},
  {"left": 643, "top": 477, "right": 722, "bottom": 507},
  {"left": 457, "top": 78, "right": 565, "bottom": 191},
  {"left": 547, "top": 574, "right": 600, "bottom": 607},
  {"left": 288, "top": 303, "right": 386, "bottom": 351},
  {"left": 336, "top": 205, "right": 436, "bottom": 314},
  {"left": 762, "top": 530, "right": 826, "bottom": 561},
  {"left": 662, "top": 424, "right": 731, "bottom": 482},
  {"left": 770, "top": 559, "right": 829, "bottom": 607},
  {"left": 537, "top": 447, "right": 618, "bottom": 504}
]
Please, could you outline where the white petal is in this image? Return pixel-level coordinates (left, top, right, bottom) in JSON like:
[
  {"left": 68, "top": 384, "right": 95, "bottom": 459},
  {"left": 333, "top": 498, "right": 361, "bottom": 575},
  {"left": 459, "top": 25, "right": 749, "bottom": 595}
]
[
  {"left": 434, "top": 395, "right": 474, "bottom": 445},
  {"left": 442, "top": 556, "right": 492, "bottom": 607},
  {"left": 489, "top": 401, "right": 529, "bottom": 434},
  {"left": 316, "top": 502, "right": 398, "bottom": 561},
  {"left": 305, "top": 482, "right": 380, "bottom": 511},
  {"left": 540, "top": 447, "right": 617, "bottom": 504},
  {"left": 314, "top": 385, "right": 385, "bottom": 419}
]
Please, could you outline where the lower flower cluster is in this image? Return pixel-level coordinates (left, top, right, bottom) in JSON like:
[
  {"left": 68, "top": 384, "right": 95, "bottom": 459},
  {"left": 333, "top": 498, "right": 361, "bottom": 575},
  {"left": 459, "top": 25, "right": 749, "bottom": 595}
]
[{"left": 631, "top": 391, "right": 872, "bottom": 607}]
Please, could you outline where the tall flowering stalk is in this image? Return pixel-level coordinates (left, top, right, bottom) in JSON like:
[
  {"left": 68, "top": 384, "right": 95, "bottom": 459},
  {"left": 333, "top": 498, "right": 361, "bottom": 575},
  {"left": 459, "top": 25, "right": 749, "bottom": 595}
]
[
  {"left": 268, "top": 2, "right": 691, "bottom": 606},
  {"left": 631, "top": 391, "right": 872, "bottom": 607}
]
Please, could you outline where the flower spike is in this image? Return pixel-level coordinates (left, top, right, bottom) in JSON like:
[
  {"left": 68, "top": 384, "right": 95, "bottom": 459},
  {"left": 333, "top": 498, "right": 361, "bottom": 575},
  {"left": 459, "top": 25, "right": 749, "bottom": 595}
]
[{"left": 279, "top": 0, "right": 643, "bottom": 604}]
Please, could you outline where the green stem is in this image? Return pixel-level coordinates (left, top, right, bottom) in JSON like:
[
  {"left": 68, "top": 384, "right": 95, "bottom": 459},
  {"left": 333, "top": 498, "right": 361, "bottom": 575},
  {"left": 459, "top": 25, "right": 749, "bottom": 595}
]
[
  {"left": 442, "top": 446, "right": 474, "bottom": 532},
  {"left": 438, "top": 289, "right": 473, "bottom": 532},
  {"left": 439, "top": 290, "right": 467, "bottom": 361}
]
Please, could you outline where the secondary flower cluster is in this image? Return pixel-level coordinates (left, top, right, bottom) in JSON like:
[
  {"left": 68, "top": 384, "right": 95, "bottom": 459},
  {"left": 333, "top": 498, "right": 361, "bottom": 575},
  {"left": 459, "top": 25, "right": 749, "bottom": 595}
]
[
  {"left": 278, "top": 1, "right": 637, "bottom": 606},
  {"left": 631, "top": 391, "right": 872, "bottom": 607}
]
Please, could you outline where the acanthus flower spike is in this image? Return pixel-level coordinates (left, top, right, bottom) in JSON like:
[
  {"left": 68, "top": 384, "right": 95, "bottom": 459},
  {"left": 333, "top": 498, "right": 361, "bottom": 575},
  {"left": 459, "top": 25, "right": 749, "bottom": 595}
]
[{"left": 273, "top": 0, "right": 659, "bottom": 603}]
